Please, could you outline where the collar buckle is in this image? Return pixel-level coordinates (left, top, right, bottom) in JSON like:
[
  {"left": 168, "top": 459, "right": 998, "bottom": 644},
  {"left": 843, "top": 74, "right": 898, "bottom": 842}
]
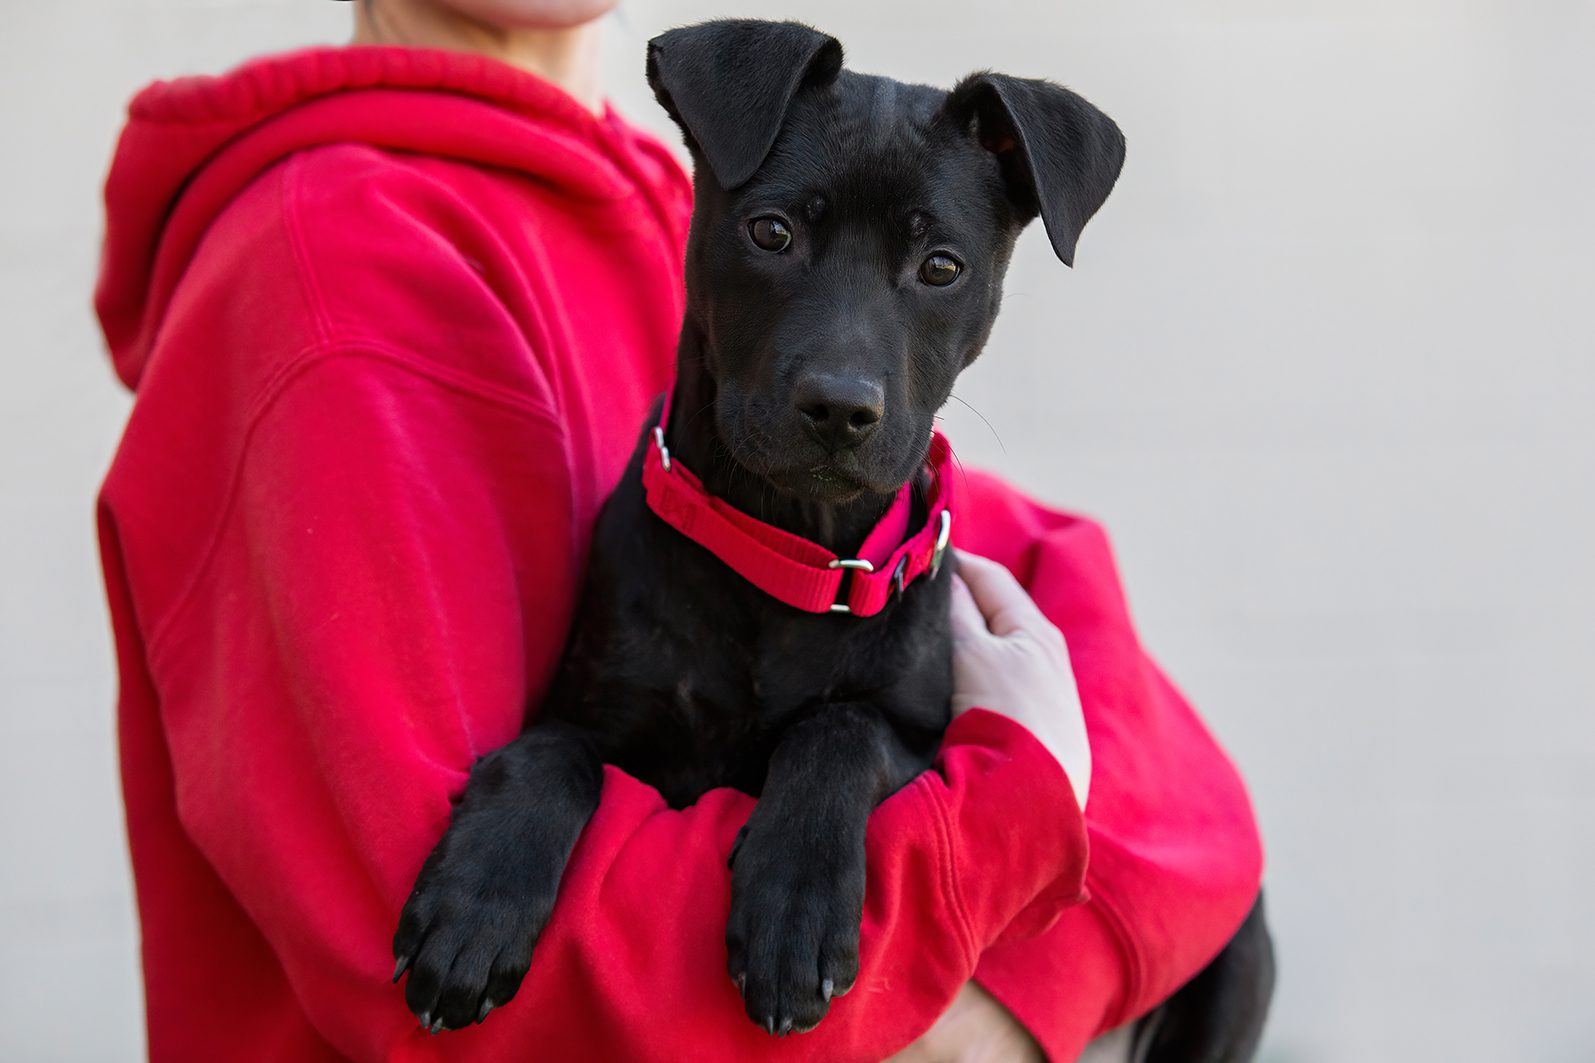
[{"left": 826, "top": 558, "right": 874, "bottom": 614}]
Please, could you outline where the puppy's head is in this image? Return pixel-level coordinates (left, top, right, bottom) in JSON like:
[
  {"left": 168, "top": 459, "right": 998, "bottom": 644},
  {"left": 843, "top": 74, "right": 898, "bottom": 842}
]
[{"left": 649, "top": 19, "right": 1125, "bottom": 503}]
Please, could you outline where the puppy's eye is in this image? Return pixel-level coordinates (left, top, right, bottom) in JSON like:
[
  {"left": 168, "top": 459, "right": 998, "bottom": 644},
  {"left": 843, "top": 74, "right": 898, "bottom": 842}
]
[
  {"left": 919, "top": 254, "right": 961, "bottom": 286},
  {"left": 748, "top": 216, "right": 793, "bottom": 253}
]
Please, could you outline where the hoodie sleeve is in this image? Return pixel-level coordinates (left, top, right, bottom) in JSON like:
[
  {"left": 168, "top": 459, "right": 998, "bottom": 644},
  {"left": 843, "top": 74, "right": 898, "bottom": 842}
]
[
  {"left": 149, "top": 349, "right": 1092, "bottom": 1063},
  {"left": 951, "top": 473, "right": 1267, "bottom": 1061}
]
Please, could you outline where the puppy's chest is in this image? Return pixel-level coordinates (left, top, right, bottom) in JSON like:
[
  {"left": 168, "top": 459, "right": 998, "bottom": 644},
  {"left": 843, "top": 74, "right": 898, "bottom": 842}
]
[{"left": 594, "top": 597, "right": 943, "bottom": 807}]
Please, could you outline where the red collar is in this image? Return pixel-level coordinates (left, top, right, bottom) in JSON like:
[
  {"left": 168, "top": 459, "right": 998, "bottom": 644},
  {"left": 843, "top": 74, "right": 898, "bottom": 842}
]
[{"left": 642, "top": 400, "right": 955, "bottom": 617}]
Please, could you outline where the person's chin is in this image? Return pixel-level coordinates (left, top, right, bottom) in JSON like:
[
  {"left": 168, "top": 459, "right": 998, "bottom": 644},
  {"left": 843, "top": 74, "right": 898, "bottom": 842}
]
[{"left": 456, "top": 0, "right": 619, "bottom": 32}]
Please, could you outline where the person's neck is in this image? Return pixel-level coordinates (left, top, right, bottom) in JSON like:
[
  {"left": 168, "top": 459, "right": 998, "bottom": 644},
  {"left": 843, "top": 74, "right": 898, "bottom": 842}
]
[
  {"left": 352, "top": 2, "right": 604, "bottom": 114},
  {"left": 664, "top": 321, "right": 902, "bottom": 558}
]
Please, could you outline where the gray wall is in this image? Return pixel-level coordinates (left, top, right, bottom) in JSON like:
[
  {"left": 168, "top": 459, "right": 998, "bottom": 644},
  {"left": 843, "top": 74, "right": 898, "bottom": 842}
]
[{"left": 3, "top": 1, "right": 1591, "bottom": 1060}]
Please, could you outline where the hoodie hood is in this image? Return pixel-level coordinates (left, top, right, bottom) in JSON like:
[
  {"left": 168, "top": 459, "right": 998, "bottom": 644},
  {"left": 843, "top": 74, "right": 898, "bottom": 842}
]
[{"left": 96, "top": 46, "right": 687, "bottom": 389}]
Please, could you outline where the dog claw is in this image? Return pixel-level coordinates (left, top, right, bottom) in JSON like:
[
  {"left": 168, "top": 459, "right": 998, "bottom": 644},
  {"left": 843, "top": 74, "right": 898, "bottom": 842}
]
[
  {"left": 417, "top": 1011, "right": 431, "bottom": 1030},
  {"left": 476, "top": 999, "right": 495, "bottom": 1024},
  {"left": 392, "top": 956, "right": 410, "bottom": 984},
  {"left": 777, "top": 1016, "right": 794, "bottom": 1037},
  {"left": 821, "top": 977, "right": 833, "bottom": 1003},
  {"left": 764, "top": 1015, "right": 777, "bottom": 1036},
  {"left": 428, "top": 1017, "right": 445, "bottom": 1035},
  {"left": 734, "top": 971, "right": 747, "bottom": 997}
]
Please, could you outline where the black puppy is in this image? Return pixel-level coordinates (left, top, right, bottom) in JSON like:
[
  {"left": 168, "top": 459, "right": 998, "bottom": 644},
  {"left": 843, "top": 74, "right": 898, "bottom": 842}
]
[{"left": 393, "top": 18, "right": 1272, "bottom": 1054}]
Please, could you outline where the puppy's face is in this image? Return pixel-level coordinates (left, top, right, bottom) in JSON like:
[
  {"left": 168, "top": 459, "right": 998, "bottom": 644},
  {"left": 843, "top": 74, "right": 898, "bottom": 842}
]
[
  {"left": 686, "top": 77, "right": 1016, "bottom": 503},
  {"left": 650, "top": 20, "right": 1126, "bottom": 504}
]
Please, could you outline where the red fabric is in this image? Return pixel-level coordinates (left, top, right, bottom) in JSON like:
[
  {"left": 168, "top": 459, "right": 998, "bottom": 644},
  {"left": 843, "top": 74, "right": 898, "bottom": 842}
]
[
  {"left": 643, "top": 406, "right": 956, "bottom": 615},
  {"left": 94, "top": 46, "right": 1263, "bottom": 1063}
]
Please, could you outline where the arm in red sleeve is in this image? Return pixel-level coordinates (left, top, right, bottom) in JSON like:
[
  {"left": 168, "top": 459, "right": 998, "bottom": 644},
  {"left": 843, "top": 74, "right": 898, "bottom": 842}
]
[
  {"left": 952, "top": 472, "right": 1267, "bottom": 1061},
  {"left": 154, "top": 352, "right": 1091, "bottom": 1063}
]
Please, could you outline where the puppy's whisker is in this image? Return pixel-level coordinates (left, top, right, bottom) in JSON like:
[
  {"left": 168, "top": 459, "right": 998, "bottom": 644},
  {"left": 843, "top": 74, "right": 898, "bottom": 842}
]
[
  {"left": 948, "top": 393, "right": 1005, "bottom": 455},
  {"left": 944, "top": 441, "right": 975, "bottom": 500},
  {"left": 687, "top": 400, "right": 716, "bottom": 432}
]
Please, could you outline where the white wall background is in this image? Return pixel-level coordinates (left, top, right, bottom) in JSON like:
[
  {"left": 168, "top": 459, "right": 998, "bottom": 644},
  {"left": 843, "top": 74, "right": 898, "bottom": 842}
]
[{"left": 2, "top": 1, "right": 1591, "bottom": 1060}]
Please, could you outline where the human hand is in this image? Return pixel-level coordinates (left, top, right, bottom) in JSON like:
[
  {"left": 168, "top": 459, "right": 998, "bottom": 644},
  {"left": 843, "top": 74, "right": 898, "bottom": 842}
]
[
  {"left": 948, "top": 550, "right": 1091, "bottom": 809},
  {"left": 883, "top": 981, "right": 1044, "bottom": 1063}
]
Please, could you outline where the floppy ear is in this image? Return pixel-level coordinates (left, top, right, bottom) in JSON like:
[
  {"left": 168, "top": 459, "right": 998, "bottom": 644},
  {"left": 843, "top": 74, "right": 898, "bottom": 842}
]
[
  {"left": 945, "top": 73, "right": 1126, "bottom": 266},
  {"left": 647, "top": 19, "right": 843, "bottom": 190}
]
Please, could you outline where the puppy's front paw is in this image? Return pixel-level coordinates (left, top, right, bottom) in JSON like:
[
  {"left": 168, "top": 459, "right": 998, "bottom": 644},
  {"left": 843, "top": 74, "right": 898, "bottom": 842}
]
[
  {"left": 725, "top": 823, "right": 864, "bottom": 1036},
  {"left": 391, "top": 833, "right": 556, "bottom": 1033}
]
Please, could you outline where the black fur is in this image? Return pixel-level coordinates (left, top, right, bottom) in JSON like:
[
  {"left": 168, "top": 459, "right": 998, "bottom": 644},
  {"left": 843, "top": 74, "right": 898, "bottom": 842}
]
[{"left": 392, "top": 17, "right": 1270, "bottom": 1054}]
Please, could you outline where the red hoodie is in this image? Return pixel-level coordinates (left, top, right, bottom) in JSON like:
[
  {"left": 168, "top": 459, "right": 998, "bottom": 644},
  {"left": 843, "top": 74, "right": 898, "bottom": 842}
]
[{"left": 95, "top": 47, "right": 1262, "bottom": 1063}]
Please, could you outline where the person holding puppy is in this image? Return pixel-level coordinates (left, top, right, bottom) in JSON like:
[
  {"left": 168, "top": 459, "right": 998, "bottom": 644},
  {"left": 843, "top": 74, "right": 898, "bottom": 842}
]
[{"left": 94, "top": 1, "right": 1264, "bottom": 1059}]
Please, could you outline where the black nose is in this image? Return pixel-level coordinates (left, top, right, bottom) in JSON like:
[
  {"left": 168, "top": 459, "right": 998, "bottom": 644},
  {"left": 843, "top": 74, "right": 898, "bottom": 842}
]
[{"left": 793, "top": 374, "right": 885, "bottom": 450}]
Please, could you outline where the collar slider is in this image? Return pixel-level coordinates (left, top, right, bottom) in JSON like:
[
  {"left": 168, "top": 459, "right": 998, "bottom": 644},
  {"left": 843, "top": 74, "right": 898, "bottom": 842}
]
[{"left": 652, "top": 425, "right": 671, "bottom": 472}]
